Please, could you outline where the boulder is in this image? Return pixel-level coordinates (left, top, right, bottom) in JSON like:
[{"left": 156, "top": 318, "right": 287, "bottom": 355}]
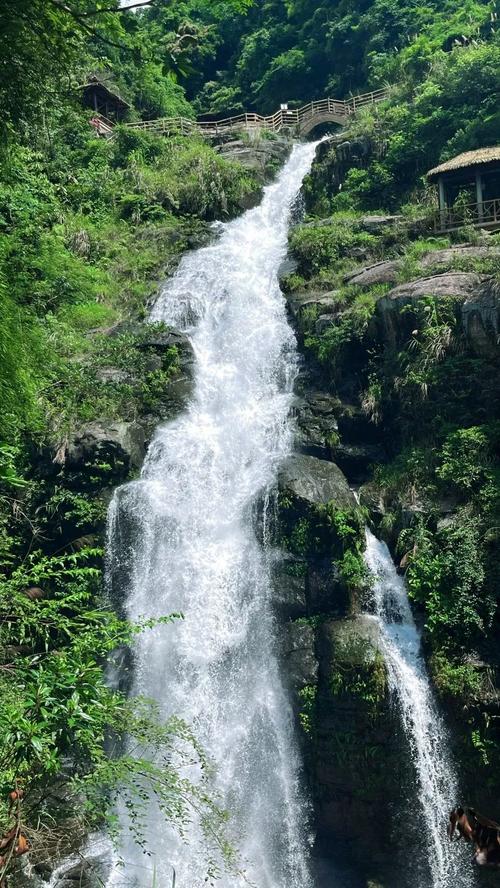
[
  {"left": 58, "top": 421, "right": 145, "bottom": 474},
  {"left": 279, "top": 454, "right": 355, "bottom": 510},
  {"left": 376, "top": 272, "right": 491, "bottom": 346},
  {"left": 283, "top": 621, "right": 318, "bottom": 691},
  {"left": 278, "top": 256, "right": 299, "bottom": 280},
  {"left": 293, "top": 392, "right": 339, "bottom": 457},
  {"left": 336, "top": 402, "right": 384, "bottom": 446},
  {"left": 462, "top": 278, "right": 500, "bottom": 356},
  {"left": 319, "top": 614, "right": 384, "bottom": 663},
  {"left": 359, "top": 214, "right": 404, "bottom": 233},
  {"left": 135, "top": 327, "right": 195, "bottom": 369},
  {"left": 311, "top": 616, "right": 412, "bottom": 882},
  {"left": 343, "top": 259, "right": 402, "bottom": 288},
  {"left": 95, "top": 367, "right": 134, "bottom": 384},
  {"left": 419, "top": 245, "right": 500, "bottom": 272},
  {"left": 385, "top": 271, "right": 485, "bottom": 304},
  {"left": 358, "top": 481, "right": 386, "bottom": 524},
  {"left": 286, "top": 290, "right": 341, "bottom": 325}
]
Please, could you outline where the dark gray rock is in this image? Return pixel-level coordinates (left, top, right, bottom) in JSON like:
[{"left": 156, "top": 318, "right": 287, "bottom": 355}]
[
  {"left": 95, "top": 367, "right": 134, "bottom": 384},
  {"left": 135, "top": 327, "right": 195, "bottom": 369},
  {"left": 344, "top": 259, "right": 402, "bottom": 288},
  {"left": 419, "top": 245, "right": 500, "bottom": 271},
  {"left": 359, "top": 214, "right": 404, "bottom": 233},
  {"left": 385, "top": 271, "right": 485, "bottom": 304},
  {"left": 311, "top": 616, "right": 412, "bottom": 882},
  {"left": 333, "top": 441, "right": 385, "bottom": 484},
  {"left": 286, "top": 290, "right": 341, "bottom": 324},
  {"left": 376, "top": 272, "right": 492, "bottom": 346},
  {"left": 278, "top": 255, "right": 299, "bottom": 280},
  {"left": 284, "top": 621, "right": 318, "bottom": 691},
  {"left": 60, "top": 420, "right": 145, "bottom": 473},
  {"left": 214, "top": 135, "right": 290, "bottom": 178},
  {"left": 272, "top": 553, "right": 307, "bottom": 620},
  {"left": 462, "top": 278, "right": 500, "bottom": 356},
  {"left": 336, "top": 402, "right": 383, "bottom": 446},
  {"left": 358, "top": 481, "right": 386, "bottom": 522},
  {"left": 293, "top": 392, "right": 339, "bottom": 456},
  {"left": 279, "top": 454, "right": 355, "bottom": 509},
  {"left": 307, "top": 559, "right": 349, "bottom": 616}
]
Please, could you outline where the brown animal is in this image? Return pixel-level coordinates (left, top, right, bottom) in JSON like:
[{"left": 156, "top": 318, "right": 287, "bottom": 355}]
[
  {"left": 8, "top": 788, "right": 24, "bottom": 807},
  {"left": 448, "top": 806, "right": 475, "bottom": 842},
  {"left": 24, "top": 586, "right": 45, "bottom": 601},
  {"left": 14, "top": 833, "right": 29, "bottom": 856},
  {"left": 0, "top": 827, "right": 16, "bottom": 851},
  {"left": 449, "top": 805, "right": 500, "bottom": 868}
]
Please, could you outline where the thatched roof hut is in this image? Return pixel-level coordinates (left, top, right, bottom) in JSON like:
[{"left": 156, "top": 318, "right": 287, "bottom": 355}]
[
  {"left": 78, "top": 76, "right": 130, "bottom": 120},
  {"left": 426, "top": 146, "right": 500, "bottom": 232},
  {"left": 427, "top": 147, "right": 500, "bottom": 180}
]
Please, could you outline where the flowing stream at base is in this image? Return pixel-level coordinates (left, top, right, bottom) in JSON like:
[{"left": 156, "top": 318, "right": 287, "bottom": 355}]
[
  {"left": 364, "top": 529, "right": 474, "bottom": 888},
  {"left": 105, "top": 143, "right": 320, "bottom": 888}
]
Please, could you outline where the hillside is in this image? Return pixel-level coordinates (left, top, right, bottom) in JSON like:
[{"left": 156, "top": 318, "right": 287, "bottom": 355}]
[{"left": 0, "top": 1, "right": 499, "bottom": 885}]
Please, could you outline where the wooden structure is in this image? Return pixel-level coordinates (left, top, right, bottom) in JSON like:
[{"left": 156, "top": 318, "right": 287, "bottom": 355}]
[
  {"left": 124, "top": 88, "right": 389, "bottom": 139},
  {"left": 427, "top": 147, "right": 500, "bottom": 232},
  {"left": 79, "top": 76, "right": 130, "bottom": 136}
]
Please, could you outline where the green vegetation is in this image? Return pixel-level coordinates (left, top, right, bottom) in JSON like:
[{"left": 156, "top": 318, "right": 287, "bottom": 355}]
[
  {"left": 0, "top": 1, "right": 263, "bottom": 880},
  {"left": 330, "top": 638, "right": 386, "bottom": 712},
  {"left": 2, "top": 0, "right": 500, "bottom": 877}
]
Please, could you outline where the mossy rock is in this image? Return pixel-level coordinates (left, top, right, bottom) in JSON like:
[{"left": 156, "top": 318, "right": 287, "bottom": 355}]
[{"left": 279, "top": 454, "right": 355, "bottom": 510}]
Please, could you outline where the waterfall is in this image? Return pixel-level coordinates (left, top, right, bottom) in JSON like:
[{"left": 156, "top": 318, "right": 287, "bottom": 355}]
[
  {"left": 105, "top": 143, "right": 321, "bottom": 888},
  {"left": 364, "top": 529, "right": 475, "bottom": 888}
]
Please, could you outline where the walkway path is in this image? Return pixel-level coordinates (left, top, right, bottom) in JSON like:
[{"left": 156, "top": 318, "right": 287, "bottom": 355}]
[{"left": 124, "top": 88, "right": 389, "bottom": 139}]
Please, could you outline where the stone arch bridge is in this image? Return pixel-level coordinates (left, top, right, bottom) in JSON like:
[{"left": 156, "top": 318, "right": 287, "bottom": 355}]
[{"left": 117, "top": 88, "right": 389, "bottom": 140}]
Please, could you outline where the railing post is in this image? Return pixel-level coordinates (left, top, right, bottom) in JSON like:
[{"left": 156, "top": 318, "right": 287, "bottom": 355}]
[{"left": 476, "top": 171, "right": 484, "bottom": 224}]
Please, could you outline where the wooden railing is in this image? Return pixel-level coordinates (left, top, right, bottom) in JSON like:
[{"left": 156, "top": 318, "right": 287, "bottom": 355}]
[
  {"left": 124, "top": 87, "right": 390, "bottom": 139},
  {"left": 434, "top": 198, "right": 500, "bottom": 232}
]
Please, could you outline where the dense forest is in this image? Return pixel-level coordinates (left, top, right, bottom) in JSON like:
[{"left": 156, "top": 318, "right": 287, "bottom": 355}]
[{"left": 0, "top": 0, "right": 499, "bottom": 885}]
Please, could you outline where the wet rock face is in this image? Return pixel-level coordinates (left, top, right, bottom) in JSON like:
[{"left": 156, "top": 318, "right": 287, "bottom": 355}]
[
  {"left": 272, "top": 552, "right": 308, "bottom": 620},
  {"left": 279, "top": 453, "right": 356, "bottom": 510},
  {"left": 284, "top": 621, "right": 319, "bottom": 692},
  {"left": 293, "top": 392, "right": 339, "bottom": 457},
  {"left": 307, "top": 558, "right": 349, "bottom": 616},
  {"left": 312, "top": 617, "right": 412, "bottom": 885},
  {"left": 376, "top": 272, "right": 500, "bottom": 355},
  {"left": 62, "top": 420, "right": 146, "bottom": 476}
]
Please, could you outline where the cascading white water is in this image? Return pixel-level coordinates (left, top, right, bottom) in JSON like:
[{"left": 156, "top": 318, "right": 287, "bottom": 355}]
[
  {"left": 364, "top": 529, "right": 475, "bottom": 888},
  {"left": 105, "top": 143, "right": 321, "bottom": 888}
]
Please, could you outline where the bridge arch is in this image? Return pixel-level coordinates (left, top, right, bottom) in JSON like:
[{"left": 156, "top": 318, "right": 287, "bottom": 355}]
[{"left": 298, "top": 111, "right": 347, "bottom": 136}]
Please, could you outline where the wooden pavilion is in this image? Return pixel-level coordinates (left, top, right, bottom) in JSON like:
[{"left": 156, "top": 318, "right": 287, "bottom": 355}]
[
  {"left": 78, "top": 76, "right": 130, "bottom": 135},
  {"left": 427, "top": 147, "right": 500, "bottom": 232}
]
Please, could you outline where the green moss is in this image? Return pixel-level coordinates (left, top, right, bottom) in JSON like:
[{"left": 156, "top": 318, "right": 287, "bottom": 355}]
[
  {"left": 330, "top": 639, "right": 386, "bottom": 711},
  {"left": 298, "top": 684, "right": 318, "bottom": 736}
]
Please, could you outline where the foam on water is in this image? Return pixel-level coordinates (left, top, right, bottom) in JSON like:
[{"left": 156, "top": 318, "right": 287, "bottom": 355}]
[
  {"left": 364, "top": 529, "right": 475, "bottom": 888},
  {"left": 104, "top": 143, "right": 321, "bottom": 887}
]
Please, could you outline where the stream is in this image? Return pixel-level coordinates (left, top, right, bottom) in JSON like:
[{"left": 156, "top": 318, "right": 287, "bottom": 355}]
[
  {"left": 51, "top": 143, "right": 475, "bottom": 888},
  {"left": 104, "top": 142, "right": 321, "bottom": 887}
]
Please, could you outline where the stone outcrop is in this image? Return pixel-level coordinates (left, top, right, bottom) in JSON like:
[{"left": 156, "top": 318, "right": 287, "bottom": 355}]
[
  {"left": 279, "top": 453, "right": 355, "bottom": 509},
  {"left": 286, "top": 290, "right": 341, "bottom": 327},
  {"left": 343, "top": 245, "right": 500, "bottom": 290},
  {"left": 293, "top": 392, "right": 339, "bottom": 457},
  {"left": 284, "top": 621, "right": 318, "bottom": 692},
  {"left": 271, "top": 553, "right": 307, "bottom": 620},
  {"left": 344, "top": 259, "right": 402, "bottom": 288},
  {"left": 312, "top": 617, "right": 411, "bottom": 884},
  {"left": 376, "top": 272, "right": 499, "bottom": 355},
  {"left": 57, "top": 420, "right": 145, "bottom": 477},
  {"left": 419, "top": 244, "right": 500, "bottom": 271}
]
